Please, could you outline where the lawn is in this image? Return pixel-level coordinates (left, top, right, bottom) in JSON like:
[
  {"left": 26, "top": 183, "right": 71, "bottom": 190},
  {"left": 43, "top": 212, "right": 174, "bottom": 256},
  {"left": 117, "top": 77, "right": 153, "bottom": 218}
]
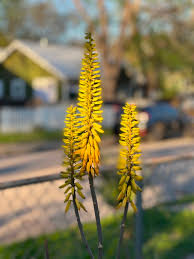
[
  {"left": 0, "top": 207, "right": 194, "bottom": 259},
  {"left": 0, "top": 128, "right": 112, "bottom": 144},
  {"left": 0, "top": 129, "right": 62, "bottom": 143}
]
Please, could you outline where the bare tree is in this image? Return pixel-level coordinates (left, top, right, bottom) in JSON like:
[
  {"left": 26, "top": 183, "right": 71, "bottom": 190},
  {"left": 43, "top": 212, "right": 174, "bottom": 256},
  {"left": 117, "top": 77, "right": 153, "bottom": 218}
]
[
  {"left": 0, "top": 0, "right": 27, "bottom": 37},
  {"left": 0, "top": 0, "right": 67, "bottom": 43},
  {"left": 72, "top": 0, "right": 140, "bottom": 101},
  {"left": 72, "top": 0, "right": 194, "bottom": 101},
  {"left": 22, "top": 2, "right": 66, "bottom": 42}
]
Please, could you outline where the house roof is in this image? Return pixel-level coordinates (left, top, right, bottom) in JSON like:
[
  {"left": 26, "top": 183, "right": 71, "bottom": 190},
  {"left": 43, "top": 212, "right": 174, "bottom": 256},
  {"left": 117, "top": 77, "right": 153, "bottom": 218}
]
[
  {"left": 0, "top": 39, "right": 141, "bottom": 84},
  {"left": 0, "top": 40, "right": 84, "bottom": 81},
  {"left": 22, "top": 41, "right": 83, "bottom": 80}
]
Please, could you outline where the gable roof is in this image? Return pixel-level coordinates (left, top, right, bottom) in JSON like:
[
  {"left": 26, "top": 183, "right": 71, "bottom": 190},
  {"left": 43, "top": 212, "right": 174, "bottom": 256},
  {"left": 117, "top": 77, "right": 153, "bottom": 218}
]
[
  {"left": 0, "top": 40, "right": 84, "bottom": 81},
  {"left": 24, "top": 41, "right": 83, "bottom": 80}
]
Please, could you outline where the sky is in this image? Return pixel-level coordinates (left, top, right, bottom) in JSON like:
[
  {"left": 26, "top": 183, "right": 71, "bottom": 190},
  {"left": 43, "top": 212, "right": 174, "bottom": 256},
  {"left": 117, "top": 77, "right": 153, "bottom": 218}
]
[
  {"left": 28, "top": 0, "right": 120, "bottom": 43},
  {"left": 27, "top": 0, "right": 85, "bottom": 42},
  {"left": 3, "top": 0, "right": 189, "bottom": 43}
]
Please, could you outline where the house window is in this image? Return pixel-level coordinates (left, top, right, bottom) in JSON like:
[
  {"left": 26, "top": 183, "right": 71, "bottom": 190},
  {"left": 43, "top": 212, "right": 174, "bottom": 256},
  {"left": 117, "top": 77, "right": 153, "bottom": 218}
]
[
  {"left": 32, "top": 77, "right": 57, "bottom": 104},
  {"left": 0, "top": 80, "right": 4, "bottom": 98},
  {"left": 10, "top": 78, "right": 26, "bottom": 100}
]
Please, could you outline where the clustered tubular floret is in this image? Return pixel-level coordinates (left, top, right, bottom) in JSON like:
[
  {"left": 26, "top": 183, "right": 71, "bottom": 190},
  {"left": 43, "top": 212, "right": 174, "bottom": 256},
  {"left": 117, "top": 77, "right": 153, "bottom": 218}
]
[
  {"left": 117, "top": 103, "right": 143, "bottom": 212},
  {"left": 76, "top": 32, "right": 104, "bottom": 177},
  {"left": 59, "top": 106, "right": 87, "bottom": 213}
]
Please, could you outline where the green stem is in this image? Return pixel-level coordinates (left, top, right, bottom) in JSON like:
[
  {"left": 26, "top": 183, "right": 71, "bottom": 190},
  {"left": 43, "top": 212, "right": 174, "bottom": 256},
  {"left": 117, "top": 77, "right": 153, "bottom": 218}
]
[
  {"left": 70, "top": 152, "right": 94, "bottom": 259},
  {"left": 72, "top": 193, "right": 95, "bottom": 259},
  {"left": 116, "top": 201, "right": 129, "bottom": 259},
  {"left": 89, "top": 174, "right": 103, "bottom": 259},
  {"left": 44, "top": 240, "right": 50, "bottom": 259}
]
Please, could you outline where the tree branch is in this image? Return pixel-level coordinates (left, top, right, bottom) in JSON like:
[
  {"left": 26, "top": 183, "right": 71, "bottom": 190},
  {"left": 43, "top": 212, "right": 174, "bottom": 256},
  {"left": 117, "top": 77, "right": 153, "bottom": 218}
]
[
  {"left": 143, "top": 6, "right": 180, "bottom": 17},
  {"left": 114, "top": 0, "right": 140, "bottom": 73},
  {"left": 72, "top": 0, "right": 95, "bottom": 31},
  {"left": 97, "top": 0, "right": 108, "bottom": 35},
  {"left": 96, "top": 0, "right": 109, "bottom": 61}
]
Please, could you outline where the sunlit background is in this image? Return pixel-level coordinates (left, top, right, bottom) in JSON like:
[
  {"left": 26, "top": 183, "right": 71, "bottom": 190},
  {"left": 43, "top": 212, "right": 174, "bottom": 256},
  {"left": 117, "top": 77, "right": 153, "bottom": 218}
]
[{"left": 0, "top": 0, "right": 194, "bottom": 258}]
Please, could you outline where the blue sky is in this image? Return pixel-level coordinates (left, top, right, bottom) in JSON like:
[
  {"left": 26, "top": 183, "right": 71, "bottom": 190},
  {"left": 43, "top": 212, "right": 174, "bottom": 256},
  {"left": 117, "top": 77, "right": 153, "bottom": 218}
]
[{"left": 29, "top": 0, "right": 76, "bottom": 14}]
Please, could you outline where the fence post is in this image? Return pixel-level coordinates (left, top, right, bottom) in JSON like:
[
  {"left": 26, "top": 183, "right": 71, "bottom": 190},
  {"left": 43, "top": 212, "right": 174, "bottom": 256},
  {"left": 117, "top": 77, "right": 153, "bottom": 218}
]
[{"left": 135, "top": 181, "right": 143, "bottom": 259}]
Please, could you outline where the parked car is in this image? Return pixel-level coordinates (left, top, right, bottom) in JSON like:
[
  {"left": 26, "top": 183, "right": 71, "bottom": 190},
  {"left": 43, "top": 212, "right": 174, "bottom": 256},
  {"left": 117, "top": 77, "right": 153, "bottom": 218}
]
[{"left": 113, "top": 101, "right": 192, "bottom": 141}]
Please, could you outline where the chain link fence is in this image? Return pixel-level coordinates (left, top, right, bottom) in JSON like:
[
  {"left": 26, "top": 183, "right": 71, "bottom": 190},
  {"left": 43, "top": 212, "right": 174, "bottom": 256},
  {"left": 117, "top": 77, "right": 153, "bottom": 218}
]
[
  {"left": 0, "top": 153, "right": 194, "bottom": 258},
  {"left": 135, "top": 153, "right": 194, "bottom": 259},
  {"left": 0, "top": 174, "right": 114, "bottom": 259}
]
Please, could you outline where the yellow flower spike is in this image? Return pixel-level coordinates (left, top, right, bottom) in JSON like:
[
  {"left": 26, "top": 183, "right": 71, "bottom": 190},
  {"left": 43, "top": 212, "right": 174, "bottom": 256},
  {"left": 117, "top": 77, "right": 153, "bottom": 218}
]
[
  {"left": 59, "top": 105, "right": 86, "bottom": 213},
  {"left": 116, "top": 103, "right": 143, "bottom": 213},
  {"left": 77, "top": 32, "right": 103, "bottom": 176}
]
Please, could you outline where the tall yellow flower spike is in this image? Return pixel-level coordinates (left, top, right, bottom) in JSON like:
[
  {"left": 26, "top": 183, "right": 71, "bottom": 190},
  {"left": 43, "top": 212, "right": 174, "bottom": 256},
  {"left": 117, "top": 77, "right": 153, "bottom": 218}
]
[
  {"left": 117, "top": 103, "right": 143, "bottom": 213},
  {"left": 76, "top": 32, "right": 104, "bottom": 177},
  {"left": 59, "top": 105, "right": 87, "bottom": 213}
]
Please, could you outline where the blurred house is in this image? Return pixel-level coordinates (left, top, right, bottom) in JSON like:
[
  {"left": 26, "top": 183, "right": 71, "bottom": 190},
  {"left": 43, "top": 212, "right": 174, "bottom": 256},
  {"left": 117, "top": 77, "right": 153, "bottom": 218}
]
[
  {"left": 0, "top": 38, "right": 146, "bottom": 106},
  {"left": 0, "top": 39, "right": 83, "bottom": 106},
  {"left": 0, "top": 63, "right": 33, "bottom": 106},
  {"left": 116, "top": 65, "right": 147, "bottom": 101}
]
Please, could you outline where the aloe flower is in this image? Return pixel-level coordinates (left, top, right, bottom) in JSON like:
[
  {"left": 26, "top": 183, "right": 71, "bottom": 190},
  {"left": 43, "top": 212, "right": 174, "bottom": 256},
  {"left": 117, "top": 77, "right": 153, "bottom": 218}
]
[
  {"left": 60, "top": 105, "right": 95, "bottom": 258},
  {"left": 76, "top": 32, "right": 104, "bottom": 258},
  {"left": 76, "top": 32, "right": 104, "bottom": 177},
  {"left": 117, "top": 103, "right": 143, "bottom": 212},
  {"left": 116, "top": 103, "right": 143, "bottom": 259},
  {"left": 59, "top": 105, "right": 86, "bottom": 213}
]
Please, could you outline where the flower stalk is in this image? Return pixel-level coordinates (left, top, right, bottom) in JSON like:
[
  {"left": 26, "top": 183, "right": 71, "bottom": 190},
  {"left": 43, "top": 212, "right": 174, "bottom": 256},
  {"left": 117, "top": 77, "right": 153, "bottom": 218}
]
[
  {"left": 60, "top": 33, "right": 144, "bottom": 258},
  {"left": 116, "top": 103, "right": 143, "bottom": 259},
  {"left": 60, "top": 106, "right": 94, "bottom": 259},
  {"left": 76, "top": 32, "right": 104, "bottom": 258}
]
